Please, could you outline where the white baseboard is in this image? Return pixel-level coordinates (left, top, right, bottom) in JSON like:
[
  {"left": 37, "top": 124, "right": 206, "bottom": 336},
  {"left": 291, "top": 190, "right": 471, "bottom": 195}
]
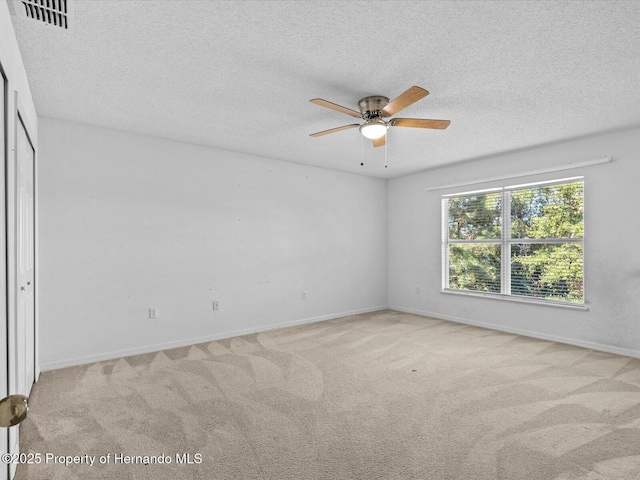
[
  {"left": 389, "top": 305, "right": 640, "bottom": 359},
  {"left": 40, "top": 305, "right": 390, "bottom": 371}
]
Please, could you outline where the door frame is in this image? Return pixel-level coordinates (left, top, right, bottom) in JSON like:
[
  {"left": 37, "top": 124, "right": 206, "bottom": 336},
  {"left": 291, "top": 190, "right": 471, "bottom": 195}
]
[{"left": 0, "top": 56, "right": 8, "bottom": 480}]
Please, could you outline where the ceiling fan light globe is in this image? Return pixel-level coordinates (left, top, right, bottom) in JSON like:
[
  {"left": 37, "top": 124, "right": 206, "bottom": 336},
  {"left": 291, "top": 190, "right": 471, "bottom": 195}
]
[{"left": 359, "top": 120, "right": 388, "bottom": 140}]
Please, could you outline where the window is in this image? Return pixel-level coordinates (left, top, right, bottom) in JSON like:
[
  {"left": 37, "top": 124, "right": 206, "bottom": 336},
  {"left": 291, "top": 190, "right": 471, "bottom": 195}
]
[{"left": 442, "top": 178, "right": 584, "bottom": 304}]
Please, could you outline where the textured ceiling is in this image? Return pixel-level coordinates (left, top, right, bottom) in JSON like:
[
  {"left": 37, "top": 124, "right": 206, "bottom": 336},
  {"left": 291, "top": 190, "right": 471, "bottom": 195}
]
[{"left": 9, "top": 0, "right": 640, "bottom": 179}]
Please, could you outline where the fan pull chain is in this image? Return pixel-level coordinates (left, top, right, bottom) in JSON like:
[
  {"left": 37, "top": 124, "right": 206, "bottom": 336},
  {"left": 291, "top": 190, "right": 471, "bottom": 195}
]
[
  {"left": 360, "top": 134, "right": 365, "bottom": 166},
  {"left": 384, "top": 134, "right": 388, "bottom": 168}
]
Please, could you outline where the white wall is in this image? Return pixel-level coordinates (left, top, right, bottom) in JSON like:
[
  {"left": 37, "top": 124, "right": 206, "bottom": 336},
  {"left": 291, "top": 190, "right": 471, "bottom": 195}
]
[
  {"left": 34, "top": 109, "right": 640, "bottom": 368},
  {"left": 38, "top": 118, "right": 388, "bottom": 369},
  {"left": 389, "top": 127, "right": 640, "bottom": 357}
]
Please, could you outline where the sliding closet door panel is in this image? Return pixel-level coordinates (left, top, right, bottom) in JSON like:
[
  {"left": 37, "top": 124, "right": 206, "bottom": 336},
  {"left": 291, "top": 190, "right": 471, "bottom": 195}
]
[
  {"left": 6, "top": 109, "right": 36, "bottom": 480},
  {"left": 15, "top": 114, "right": 35, "bottom": 398}
]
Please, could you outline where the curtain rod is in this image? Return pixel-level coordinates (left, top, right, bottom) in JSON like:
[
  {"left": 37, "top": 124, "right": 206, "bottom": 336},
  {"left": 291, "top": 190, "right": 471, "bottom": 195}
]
[{"left": 424, "top": 156, "right": 612, "bottom": 192}]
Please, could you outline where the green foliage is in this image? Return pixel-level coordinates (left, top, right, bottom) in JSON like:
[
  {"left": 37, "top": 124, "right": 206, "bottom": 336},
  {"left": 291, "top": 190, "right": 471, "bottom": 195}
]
[
  {"left": 447, "top": 181, "right": 584, "bottom": 303},
  {"left": 448, "top": 244, "right": 501, "bottom": 293},
  {"left": 511, "top": 243, "right": 583, "bottom": 302},
  {"left": 511, "top": 183, "right": 583, "bottom": 239},
  {"left": 448, "top": 192, "right": 501, "bottom": 240}
]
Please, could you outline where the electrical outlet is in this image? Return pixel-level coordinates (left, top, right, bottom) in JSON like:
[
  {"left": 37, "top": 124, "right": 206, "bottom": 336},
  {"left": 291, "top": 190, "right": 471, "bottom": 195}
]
[
  {"left": 213, "top": 301, "right": 219, "bottom": 311},
  {"left": 302, "top": 290, "right": 307, "bottom": 300},
  {"left": 149, "top": 307, "right": 158, "bottom": 319}
]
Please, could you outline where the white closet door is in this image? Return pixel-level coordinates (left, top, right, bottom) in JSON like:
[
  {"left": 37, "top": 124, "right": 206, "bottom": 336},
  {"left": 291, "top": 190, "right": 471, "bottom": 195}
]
[
  {"left": 15, "top": 115, "right": 35, "bottom": 397},
  {"left": 7, "top": 113, "right": 36, "bottom": 480}
]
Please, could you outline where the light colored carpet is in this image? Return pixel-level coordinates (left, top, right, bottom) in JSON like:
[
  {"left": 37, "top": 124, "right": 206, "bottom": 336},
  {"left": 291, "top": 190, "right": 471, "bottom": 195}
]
[{"left": 14, "top": 310, "right": 640, "bottom": 479}]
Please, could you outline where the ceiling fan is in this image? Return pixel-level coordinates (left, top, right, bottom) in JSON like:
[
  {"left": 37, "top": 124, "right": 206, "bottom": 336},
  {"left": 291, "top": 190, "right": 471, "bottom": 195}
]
[{"left": 309, "top": 86, "right": 450, "bottom": 147}]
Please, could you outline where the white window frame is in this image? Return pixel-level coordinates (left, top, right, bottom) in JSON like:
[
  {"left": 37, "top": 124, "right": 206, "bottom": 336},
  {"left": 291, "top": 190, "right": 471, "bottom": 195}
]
[{"left": 441, "top": 177, "right": 585, "bottom": 309}]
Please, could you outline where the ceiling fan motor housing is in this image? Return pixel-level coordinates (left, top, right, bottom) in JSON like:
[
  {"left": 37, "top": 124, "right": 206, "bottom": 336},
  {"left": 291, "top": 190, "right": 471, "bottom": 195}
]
[{"left": 358, "top": 96, "right": 389, "bottom": 119}]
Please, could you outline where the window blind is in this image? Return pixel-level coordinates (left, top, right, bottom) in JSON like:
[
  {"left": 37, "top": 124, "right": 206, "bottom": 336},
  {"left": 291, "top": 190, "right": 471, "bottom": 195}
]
[{"left": 443, "top": 179, "right": 584, "bottom": 304}]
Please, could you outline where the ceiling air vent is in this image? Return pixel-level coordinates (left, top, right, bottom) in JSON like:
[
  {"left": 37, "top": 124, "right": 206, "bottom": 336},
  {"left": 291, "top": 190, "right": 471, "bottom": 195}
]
[{"left": 9, "top": 0, "right": 74, "bottom": 30}]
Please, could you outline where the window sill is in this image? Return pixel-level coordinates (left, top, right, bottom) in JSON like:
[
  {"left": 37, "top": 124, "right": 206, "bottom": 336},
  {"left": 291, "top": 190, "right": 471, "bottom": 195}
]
[{"left": 440, "top": 289, "right": 589, "bottom": 311}]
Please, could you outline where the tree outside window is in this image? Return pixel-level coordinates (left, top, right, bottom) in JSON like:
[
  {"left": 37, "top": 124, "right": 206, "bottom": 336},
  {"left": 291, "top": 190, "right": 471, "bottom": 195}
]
[{"left": 444, "top": 179, "right": 584, "bottom": 304}]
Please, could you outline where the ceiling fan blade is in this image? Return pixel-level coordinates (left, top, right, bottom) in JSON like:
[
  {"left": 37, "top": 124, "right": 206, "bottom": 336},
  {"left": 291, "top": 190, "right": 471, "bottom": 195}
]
[
  {"left": 381, "top": 86, "right": 429, "bottom": 116},
  {"left": 310, "top": 98, "right": 362, "bottom": 118},
  {"left": 372, "top": 135, "right": 386, "bottom": 148},
  {"left": 309, "top": 124, "right": 360, "bottom": 137},
  {"left": 391, "top": 118, "right": 451, "bottom": 130}
]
